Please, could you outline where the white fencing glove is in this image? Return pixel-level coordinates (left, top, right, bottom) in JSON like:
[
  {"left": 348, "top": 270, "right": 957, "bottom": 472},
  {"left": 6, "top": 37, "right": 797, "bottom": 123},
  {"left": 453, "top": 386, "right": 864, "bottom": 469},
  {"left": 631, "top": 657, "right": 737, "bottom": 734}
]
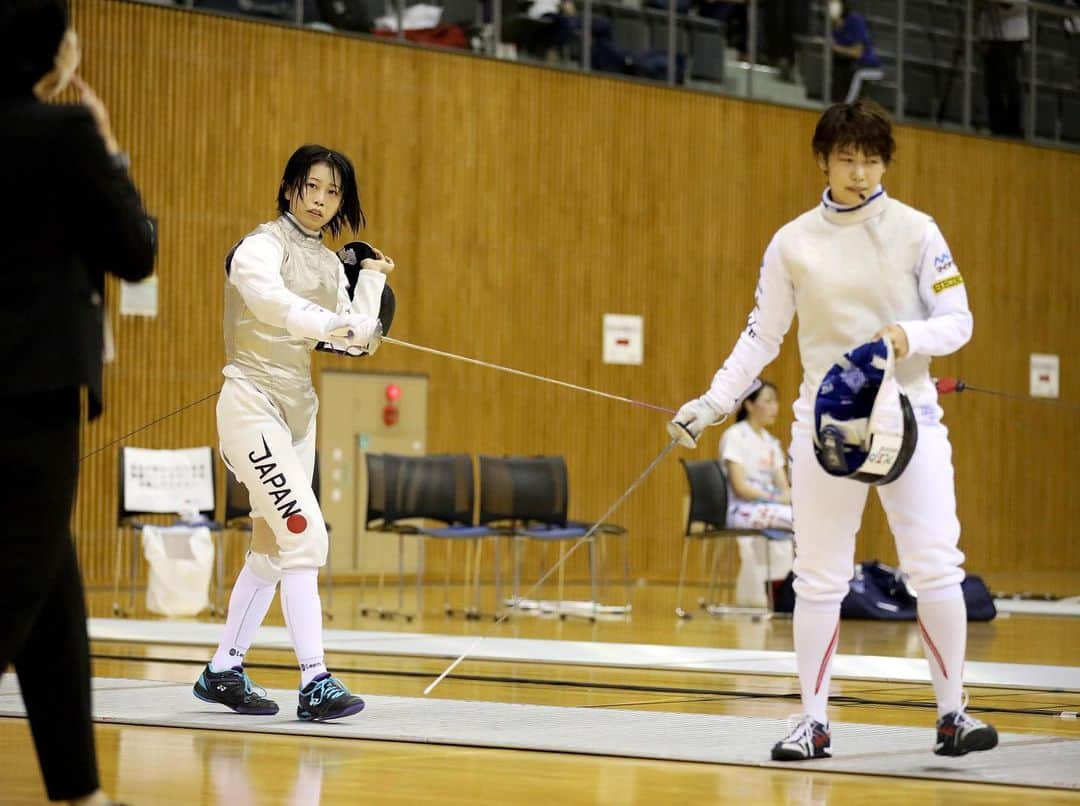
[
  {"left": 667, "top": 379, "right": 763, "bottom": 448},
  {"left": 667, "top": 396, "right": 725, "bottom": 448},
  {"left": 286, "top": 303, "right": 382, "bottom": 355},
  {"left": 325, "top": 314, "right": 383, "bottom": 357}
]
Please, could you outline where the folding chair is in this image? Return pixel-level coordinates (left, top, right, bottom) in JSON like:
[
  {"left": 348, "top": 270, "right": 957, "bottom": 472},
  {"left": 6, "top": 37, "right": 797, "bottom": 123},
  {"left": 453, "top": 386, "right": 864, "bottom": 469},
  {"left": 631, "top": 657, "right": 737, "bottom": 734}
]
[
  {"left": 675, "top": 458, "right": 793, "bottom": 619},
  {"left": 114, "top": 446, "right": 221, "bottom": 617},
  {"left": 363, "top": 452, "right": 396, "bottom": 619},
  {"left": 479, "top": 455, "right": 627, "bottom": 621},
  {"left": 382, "top": 454, "right": 497, "bottom": 620}
]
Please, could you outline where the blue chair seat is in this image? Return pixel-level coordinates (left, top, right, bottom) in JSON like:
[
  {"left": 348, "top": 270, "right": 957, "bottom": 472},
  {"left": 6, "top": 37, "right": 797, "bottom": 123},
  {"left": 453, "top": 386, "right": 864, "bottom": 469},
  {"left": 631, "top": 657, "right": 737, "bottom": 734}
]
[
  {"left": 421, "top": 525, "right": 495, "bottom": 539},
  {"left": 518, "top": 524, "right": 588, "bottom": 540},
  {"left": 763, "top": 529, "right": 794, "bottom": 541},
  {"left": 568, "top": 520, "right": 626, "bottom": 535}
]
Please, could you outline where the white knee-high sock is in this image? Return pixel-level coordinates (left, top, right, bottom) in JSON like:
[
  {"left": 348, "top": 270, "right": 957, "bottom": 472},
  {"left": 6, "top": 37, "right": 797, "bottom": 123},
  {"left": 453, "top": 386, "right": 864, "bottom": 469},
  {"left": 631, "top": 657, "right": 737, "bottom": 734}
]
[
  {"left": 211, "top": 562, "right": 278, "bottom": 672},
  {"left": 281, "top": 568, "right": 327, "bottom": 687},
  {"left": 794, "top": 598, "right": 842, "bottom": 724},
  {"left": 916, "top": 584, "right": 967, "bottom": 716}
]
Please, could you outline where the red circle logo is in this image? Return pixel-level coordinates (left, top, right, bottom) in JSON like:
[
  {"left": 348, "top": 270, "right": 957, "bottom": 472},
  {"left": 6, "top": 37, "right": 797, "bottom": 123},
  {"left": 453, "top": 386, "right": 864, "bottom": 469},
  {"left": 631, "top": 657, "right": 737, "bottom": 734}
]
[{"left": 286, "top": 514, "right": 308, "bottom": 534}]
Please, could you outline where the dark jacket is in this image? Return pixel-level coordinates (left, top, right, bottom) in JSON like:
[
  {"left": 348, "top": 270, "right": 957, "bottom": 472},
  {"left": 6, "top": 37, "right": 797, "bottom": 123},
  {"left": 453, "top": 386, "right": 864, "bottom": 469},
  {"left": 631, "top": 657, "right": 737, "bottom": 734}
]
[{"left": 0, "top": 92, "right": 156, "bottom": 419}]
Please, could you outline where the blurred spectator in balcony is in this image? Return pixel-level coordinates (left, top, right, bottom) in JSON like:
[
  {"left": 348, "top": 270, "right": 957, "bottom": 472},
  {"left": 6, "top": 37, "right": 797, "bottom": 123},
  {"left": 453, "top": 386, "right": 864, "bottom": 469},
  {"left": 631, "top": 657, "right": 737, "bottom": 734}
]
[
  {"left": 503, "top": 0, "right": 577, "bottom": 60},
  {"left": 830, "top": 0, "right": 882, "bottom": 102},
  {"left": 697, "top": 0, "right": 747, "bottom": 60},
  {"left": 764, "top": 0, "right": 808, "bottom": 82},
  {"left": 979, "top": 1, "right": 1028, "bottom": 137}
]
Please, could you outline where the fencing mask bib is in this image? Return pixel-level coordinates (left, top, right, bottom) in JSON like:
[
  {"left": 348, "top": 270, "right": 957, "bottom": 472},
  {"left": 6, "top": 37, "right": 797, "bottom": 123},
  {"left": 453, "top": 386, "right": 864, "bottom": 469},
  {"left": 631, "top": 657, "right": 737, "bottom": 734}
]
[{"left": 813, "top": 338, "right": 917, "bottom": 485}]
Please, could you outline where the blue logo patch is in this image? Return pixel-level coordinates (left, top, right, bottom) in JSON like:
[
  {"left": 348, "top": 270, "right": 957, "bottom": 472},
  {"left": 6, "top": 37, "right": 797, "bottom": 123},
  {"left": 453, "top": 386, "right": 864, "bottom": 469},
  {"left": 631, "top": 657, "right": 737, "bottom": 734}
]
[{"left": 933, "top": 253, "right": 955, "bottom": 273}]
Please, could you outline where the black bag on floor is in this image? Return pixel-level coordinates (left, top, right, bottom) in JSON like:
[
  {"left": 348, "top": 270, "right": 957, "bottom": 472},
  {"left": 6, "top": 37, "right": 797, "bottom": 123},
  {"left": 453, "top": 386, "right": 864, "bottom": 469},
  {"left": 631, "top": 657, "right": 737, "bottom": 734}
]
[
  {"left": 961, "top": 574, "right": 997, "bottom": 621},
  {"left": 772, "top": 562, "right": 996, "bottom": 621},
  {"left": 842, "top": 561, "right": 917, "bottom": 620}
]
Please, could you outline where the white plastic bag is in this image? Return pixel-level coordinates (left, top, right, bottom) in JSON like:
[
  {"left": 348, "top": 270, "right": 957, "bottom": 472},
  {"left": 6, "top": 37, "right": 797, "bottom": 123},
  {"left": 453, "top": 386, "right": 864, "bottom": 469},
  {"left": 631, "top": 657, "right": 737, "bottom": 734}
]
[
  {"left": 735, "top": 536, "right": 795, "bottom": 607},
  {"left": 142, "top": 524, "right": 214, "bottom": 617}
]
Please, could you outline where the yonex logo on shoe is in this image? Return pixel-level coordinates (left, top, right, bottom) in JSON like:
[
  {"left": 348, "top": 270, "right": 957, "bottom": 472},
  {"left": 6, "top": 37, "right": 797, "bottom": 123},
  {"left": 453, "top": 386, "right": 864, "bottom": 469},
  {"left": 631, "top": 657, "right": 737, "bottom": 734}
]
[{"left": 217, "top": 685, "right": 227, "bottom": 692}]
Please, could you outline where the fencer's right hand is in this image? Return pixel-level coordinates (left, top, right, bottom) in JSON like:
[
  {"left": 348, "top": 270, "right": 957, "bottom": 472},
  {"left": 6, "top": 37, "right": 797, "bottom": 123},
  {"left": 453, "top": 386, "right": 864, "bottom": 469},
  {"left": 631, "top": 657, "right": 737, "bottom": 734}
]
[
  {"left": 325, "top": 314, "right": 382, "bottom": 354},
  {"left": 360, "top": 246, "right": 395, "bottom": 275},
  {"left": 666, "top": 396, "right": 725, "bottom": 449},
  {"left": 71, "top": 74, "right": 120, "bottom": 155}
]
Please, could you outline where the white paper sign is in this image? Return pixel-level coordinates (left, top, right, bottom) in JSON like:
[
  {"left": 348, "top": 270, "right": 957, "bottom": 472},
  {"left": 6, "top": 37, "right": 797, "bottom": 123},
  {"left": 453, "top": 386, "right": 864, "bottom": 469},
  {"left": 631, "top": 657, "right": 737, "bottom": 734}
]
[
  {"left": 121, "top": 275, "right": 159, "bottom": 317},
  {"left": 123, "top": 446, "right": 215, "bottom": 514},
  {"left": 603, "top": 314, "right": 643, "bottom": 365},
  {"left": 1030, "top": 354, "right": 1059, "bottom": 398}
]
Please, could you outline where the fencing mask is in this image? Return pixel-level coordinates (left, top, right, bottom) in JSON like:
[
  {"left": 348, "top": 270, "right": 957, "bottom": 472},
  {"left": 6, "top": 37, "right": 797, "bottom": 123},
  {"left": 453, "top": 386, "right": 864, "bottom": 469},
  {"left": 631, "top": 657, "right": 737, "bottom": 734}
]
[{"left": 813, "top": 338, "right": 917, "bottom": 485}]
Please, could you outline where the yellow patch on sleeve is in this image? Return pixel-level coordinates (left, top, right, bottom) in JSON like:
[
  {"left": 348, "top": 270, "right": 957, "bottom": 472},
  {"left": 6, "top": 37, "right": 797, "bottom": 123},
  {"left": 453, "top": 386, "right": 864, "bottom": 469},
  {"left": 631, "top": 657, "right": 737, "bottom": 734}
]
[{"left": 932, "top": 275, "right": 964, "bottom": 294}]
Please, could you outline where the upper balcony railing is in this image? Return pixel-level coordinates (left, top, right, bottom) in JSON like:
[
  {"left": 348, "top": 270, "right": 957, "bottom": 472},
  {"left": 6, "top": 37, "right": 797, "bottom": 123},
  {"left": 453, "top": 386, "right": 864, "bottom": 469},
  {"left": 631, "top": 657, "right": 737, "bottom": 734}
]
[{"left": 147, "top": 0, "right": 1079, "bottom": 148}]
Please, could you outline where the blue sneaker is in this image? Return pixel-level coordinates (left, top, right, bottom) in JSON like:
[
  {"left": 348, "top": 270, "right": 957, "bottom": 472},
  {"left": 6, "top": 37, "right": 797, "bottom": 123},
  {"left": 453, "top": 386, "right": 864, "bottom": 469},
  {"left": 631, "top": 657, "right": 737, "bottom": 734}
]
[
  {"left": 297, "top": 673, "right": 366, "bottom": 721},
  {"left": 193, "top": 664, "right": 279, "bottom": 715}
]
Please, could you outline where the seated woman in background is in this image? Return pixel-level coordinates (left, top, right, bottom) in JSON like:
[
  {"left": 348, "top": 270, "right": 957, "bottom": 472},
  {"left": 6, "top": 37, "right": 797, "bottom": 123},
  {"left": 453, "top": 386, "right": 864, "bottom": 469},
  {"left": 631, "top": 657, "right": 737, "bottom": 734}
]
[
  {"left": 718, "top": 380, "right": 793, "bottom": 605},
  {"left": 830, "top": 0, "right": 884, "bottom": 103}
]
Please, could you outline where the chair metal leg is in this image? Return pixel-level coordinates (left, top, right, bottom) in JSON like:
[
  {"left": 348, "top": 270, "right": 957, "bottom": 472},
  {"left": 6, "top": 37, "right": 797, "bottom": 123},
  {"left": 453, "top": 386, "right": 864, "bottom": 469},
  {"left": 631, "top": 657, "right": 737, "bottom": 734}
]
[
  {"left": 493, "top": 535, "right": 503, "bottom": 621},
  {"left": 597, "top": 534, "right": 606, "bottom": 601},
  {"left": 622, "top": 532, "right": 632, "bottom": 610},
  {"left": 556, "top": 543, "right": 566, "bottom": 620},
  {"left": 414, "top": 536, "right": 425, "bottom": 621},
  {"left": 705, "top": 539, "right": 723, "bottom": 608},
  {"left": 469, "top": 539, "right": 483, "bottom": 619},
  {"left": 127, "top": 528, "right": 138, "bottom": 615},
  {"left": 588, "top": 537, "right": 598, "bottom": 622},
  {"left": 357, "top": 526, "right": 369, "bottom": 617},
  {"left": 512, "top": 536, "right": 521, "bottom": 606},
  {"left": 397, "top": 534, "right": 410, "bottom": 622},
  {"left": 675, "top": 538, "right": 692, "bottom": 619},
  {"left": 443, "top": 542, "right": 453, "bottom": 615},
  {"left": 697, "top": 540, "right": 710, "bottom": 607},
  {"left": 462, "top": 540, "right": 474, "bottom": 617},
  {"left": 112, "top": 526, "right": 126, "bottom": 616},
  {"left": 762, "top": 535, "right": 774, "bottom": 621},
  {"left": 376, "top": 565, "right": 387, "bottom": 618}
]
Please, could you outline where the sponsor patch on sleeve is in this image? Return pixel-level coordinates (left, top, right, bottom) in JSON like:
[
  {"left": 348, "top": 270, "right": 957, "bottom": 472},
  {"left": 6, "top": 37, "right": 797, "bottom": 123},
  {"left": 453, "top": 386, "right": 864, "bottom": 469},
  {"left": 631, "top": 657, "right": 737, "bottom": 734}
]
[{"left": 932, "top": 275, "right": 964, "bottom": 294}]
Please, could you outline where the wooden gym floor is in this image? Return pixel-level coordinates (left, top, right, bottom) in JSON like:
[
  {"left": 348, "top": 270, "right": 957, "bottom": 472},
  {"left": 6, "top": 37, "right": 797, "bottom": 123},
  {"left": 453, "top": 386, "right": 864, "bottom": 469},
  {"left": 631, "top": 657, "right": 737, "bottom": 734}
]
[{"left": 2, "top": 573, "right": 1078, "bottom": 804}]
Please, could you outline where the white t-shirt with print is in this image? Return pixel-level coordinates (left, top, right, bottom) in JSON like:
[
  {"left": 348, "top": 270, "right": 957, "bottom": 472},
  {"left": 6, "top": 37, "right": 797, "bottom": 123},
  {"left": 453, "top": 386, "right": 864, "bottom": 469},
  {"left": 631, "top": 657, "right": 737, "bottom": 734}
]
[{"left": 718, "top": 420, "right": 786, "bottom": 506}]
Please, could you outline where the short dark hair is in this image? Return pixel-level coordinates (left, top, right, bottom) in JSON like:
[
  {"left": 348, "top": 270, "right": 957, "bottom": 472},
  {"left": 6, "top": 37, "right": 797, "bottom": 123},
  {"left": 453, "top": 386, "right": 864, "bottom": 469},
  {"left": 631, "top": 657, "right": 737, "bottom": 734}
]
[
  {"left": 0, "top": 0, "right": 68, "bottom": 95},
  {"left": 736, "top": 380, "right": 777, "bottom": 422},
  {"left": 812, "top": 99, "right": 896, "bottom": 164},
  {"left": 277, "top": 144, "right": 365, "bottom": 238}
]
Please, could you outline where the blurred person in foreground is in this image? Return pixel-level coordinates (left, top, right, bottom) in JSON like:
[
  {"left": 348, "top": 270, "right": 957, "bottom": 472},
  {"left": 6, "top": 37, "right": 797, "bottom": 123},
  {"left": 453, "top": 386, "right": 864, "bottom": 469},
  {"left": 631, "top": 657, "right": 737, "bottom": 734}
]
[{"left": 0, "top": 1, "right": 156, "bottom": 803}]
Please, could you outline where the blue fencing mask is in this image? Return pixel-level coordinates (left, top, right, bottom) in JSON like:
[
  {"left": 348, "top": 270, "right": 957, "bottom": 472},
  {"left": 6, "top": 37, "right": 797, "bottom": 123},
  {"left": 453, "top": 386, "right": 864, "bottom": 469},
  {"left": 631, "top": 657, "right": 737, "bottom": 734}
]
[{"left": 813, "top": 338, "right": 917, "bottom": 485}]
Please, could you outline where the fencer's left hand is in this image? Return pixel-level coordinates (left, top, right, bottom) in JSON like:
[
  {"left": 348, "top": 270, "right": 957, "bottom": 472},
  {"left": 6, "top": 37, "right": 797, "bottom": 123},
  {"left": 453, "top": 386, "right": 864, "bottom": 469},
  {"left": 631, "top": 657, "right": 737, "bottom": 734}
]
[
  {"left": 361, "top": 246, "right": 395, "bottom": 275},
  {"left": 874, "top": 324, "right": 909, "bottom": 359}
]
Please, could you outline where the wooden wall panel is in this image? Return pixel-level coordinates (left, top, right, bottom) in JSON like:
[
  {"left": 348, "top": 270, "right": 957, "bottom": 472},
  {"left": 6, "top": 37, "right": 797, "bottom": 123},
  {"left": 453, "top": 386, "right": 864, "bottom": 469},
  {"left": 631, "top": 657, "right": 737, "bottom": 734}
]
[{"left": 69, "top": 0, "right": 1080, "bottom": 588}]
